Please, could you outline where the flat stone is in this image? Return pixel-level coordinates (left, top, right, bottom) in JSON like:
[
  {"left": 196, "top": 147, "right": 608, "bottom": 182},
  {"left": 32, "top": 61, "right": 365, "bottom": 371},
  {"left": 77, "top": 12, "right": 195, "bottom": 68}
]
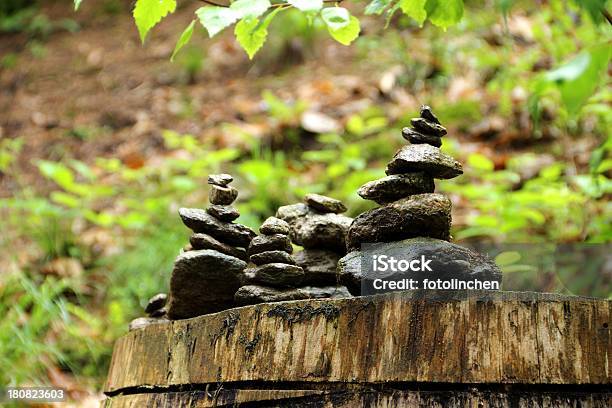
[
  {"left": 294, "top": 249, "right": 341, "bottom": 286},
  {"left": 385, "top": 144, "right": 463, "bottom": 179},
  {"left": 190, "top": 233, "right": 248, "bottom": 261},
  {"left": 250, "top": 250, "right": 296, "bottom": 266},
  {"left": 346, "top": 193, "right": 452, "bottom": 251},
  {"left": 401, "top": 128, "right": 442, "bottom": 148},
  {"left": 420, "top": 105, "right": 441, "bottom": 124},
  {"left": 338, "top": 237, "right": 502, "bottom": 296},
  {"left": 241, "top": 263, "right": 305, "bottom": 288},
  {"left": 304, "top": 193, "right": 347, "bottom": 214},
  {"left": 144, "top": 293, "right": 167, "bottom": 314},
  {"left": 167, "top": 249, "right": 247, "bottom": 319},
  {"left": 207, "top": 173, "right": 233, "bottom": 186},
  {"left": 149, "top": 308, "right": 167, "bottom": 318},
  {"left": 234, "top": 285, "right": 351, "bottom": 306},
  {"left": 358, "top": 173, "right": 435, "bottom": 204},
  {"left": 259, "top": 216, "right": 290, "bottom": 235},
  {"left": 206, "top": 205, "right": 240, "bottom": 222},
  {"left": 209, "top": 185, "right": 238, "bottom": 205},
  {"left": 128, "top": 317, "right": 168, "bottom": 332},
  {"left": 410, "top": 117, "right": 447, "bottom": 137},
  {"left": 277, "top": 209, "right": 353, "bottom": 253},
  {"left": 275, "top": 203, "right": 309, "bottom": 223},
  {"left": 248, "top": 234, "right": 293, "bottom": 256},
  {"left": 179, "top": 208, "right": 256, "bottom": 248}
]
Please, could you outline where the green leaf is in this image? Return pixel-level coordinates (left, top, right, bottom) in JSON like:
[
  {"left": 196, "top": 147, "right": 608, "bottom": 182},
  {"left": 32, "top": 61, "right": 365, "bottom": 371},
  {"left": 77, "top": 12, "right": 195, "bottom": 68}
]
[
  {"left": 196, "top": 6, "right": 239, "bottom": 37},
  {"left": 425, "top": 0, "right": 463, "bottom": 29},
  {"left": 321, "top": 7, "right": 350, "bottom": 30},
  {"left": 171, "top": 20, "right": 196, "bottom": 62},
  {"left": 235, "top": 9, "right": 281, "bottom": 59},
  {"left": 327, "top": 15, "right": 361, "bottom": 46},
  {"left": 74, "top": 0, "right": 83, "bottom": 11},
  {"left": 398, "top": 0, "right": 427, "bottom": 26},
  {"left": 365, "top": 0, "right": 393, "bottom": 15},
  {"left": 494, "top": 251, "right": 522, "bottom": 266},
  {"left": 288, "top": 0, "right": 323, "bottom": 12},
  {"left": 545, "top": 44, "right": 611, "bottom": 113},
  {"left": 133, "top": 0, "right": 177, "bottom": 43},
  {"left": 230, "top": 0, "right": 271, "bottom": 19}
]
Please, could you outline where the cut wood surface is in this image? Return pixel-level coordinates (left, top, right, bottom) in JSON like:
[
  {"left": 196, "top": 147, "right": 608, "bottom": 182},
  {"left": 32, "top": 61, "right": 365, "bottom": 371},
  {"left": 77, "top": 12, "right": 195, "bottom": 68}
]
[{"left": 104, "top": 291, "right": 611, "bottom": 407}]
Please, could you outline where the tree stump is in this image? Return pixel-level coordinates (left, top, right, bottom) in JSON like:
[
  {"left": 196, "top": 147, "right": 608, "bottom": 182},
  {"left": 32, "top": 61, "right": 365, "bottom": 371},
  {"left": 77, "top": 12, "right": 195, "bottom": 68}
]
[{"left": 103, "top": 291, "right": 611, "bottom": 407}]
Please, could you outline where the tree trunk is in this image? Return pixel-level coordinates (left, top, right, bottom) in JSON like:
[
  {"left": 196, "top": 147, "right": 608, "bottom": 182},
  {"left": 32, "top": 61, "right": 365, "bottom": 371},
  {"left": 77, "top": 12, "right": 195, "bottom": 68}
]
[{"left": 103, "top": 291, "right": 611, "bottom": 407}]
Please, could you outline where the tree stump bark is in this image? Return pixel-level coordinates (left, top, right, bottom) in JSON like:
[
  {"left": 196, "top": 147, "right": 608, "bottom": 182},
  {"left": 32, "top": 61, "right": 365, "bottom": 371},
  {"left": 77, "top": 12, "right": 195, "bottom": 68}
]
[{"left": 103, "top": 291, "right": 611, "bottom": 407}]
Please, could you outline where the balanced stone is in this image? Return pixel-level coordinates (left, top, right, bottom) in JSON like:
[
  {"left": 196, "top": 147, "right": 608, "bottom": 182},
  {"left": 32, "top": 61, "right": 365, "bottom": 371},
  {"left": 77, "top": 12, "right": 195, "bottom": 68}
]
[
  {"left": 293, "top": 249, "right": 341, "bottom": 286},
  {"left": 276, "top": 205, "right": 352, "bottom": 253},
  {"left": 385, "top": 144, "right": 463, "bottom": 179},
  {"left": 167, "top": 249, "right": 247, "bottom": 319},
  {"left": 250, "top": 250, "right": 296, "bottom": 266},
  {"left": 304, "top": 193, "right": 347, "bottom": 214},
  {"left": 242, "top": 263, "right": 305, "bottom": 287},
  {"left": 248, "top": 234, "right": 293, "bottom": 256},
  {"left": 420, "top": 105, "right": 441, "bottom": 124},
  {"left": 206, "top": 205, "right": 240, "bottom": 222},
  {"left": 128, "top": 317, "right": 168, "bottom": 332},
  {"left": 235, "top": 285, "right": 351, "bottom": 306},
  {"left": 346, "top": 193, "right": 452, "bottom": 251},
  {"left": 144, "top": 293, "right": 167, "bottom": 314},
  {"left": 402, "top": 128, "right": 442, "bottom": 148},
  {"left": 410, "top": 117, "right": 447, "bottom": 137},
  {"left": 338, "top": 237, "right": 502, "bottom": 295},
  {"left": 209, "top": 185, "right": 238, "bottom": 205},
  {"left": 190, "top": 233, "right": 248, "bottom": 261},
  {"left": 358, "top": 173, "right": 435, "bottom": 204},
  {"left": 259, "top": 216, "right": 290, "bottom": 236},
  {"left": 148, "top": 308, "right": 167, "bottom": 318},
  {"left": 179, "top": 208, "right": 255, "bottom": 247},
  {"left": 207, "top": 173, "right": 233, "bottom": 186}
]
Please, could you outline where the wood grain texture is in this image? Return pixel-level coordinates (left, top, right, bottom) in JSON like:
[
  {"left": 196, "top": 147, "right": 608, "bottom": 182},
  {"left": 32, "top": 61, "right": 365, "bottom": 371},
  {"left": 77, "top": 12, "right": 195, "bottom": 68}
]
[{"left": 104, "top": 291, "right": 610, "bottom": 406}]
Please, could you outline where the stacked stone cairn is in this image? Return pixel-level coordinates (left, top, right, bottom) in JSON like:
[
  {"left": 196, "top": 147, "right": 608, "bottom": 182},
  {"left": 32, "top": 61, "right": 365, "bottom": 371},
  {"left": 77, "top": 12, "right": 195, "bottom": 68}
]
[
  {"left": 166, "top": 174, "right": 256, "bottom": 319},
  {"left": 128, "top": 293, "right": 169, "bottom": 331},
  {"left": 339, "top": 106, "right": 502, "bottom": 294},
  {"left": 235, "top": 194, "right": 353, "bottom": 305}
]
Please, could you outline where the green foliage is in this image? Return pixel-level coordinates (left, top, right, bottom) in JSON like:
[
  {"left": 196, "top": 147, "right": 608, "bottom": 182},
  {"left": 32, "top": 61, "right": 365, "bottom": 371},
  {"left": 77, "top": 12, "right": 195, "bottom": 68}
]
[
  {"left": 235, "top": 8, "right": 281, "bottom": 59},
  {"left": 133, "top": 0, "right": 177, "bottom": 43},
  {"left": 326, "top": 15, "right": 361, "bottom": 46},
  {"left": 171, "top": 19, "right": 196, "bottom": 62}
]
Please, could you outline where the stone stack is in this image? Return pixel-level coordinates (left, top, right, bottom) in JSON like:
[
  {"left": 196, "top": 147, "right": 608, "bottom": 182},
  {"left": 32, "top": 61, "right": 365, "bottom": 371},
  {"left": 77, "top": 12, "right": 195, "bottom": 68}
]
[
  {"left": 128, "top": 293, "right": 169, "bottom": 331},
  {"left": 166, "top": 174, "right": 256, "bottom": 319},
  {"left": 235, "top": 195, "right": 353, "bottom": 305},
  {"left": 339, "top": 106, "right": 502, "bottom": 294}
]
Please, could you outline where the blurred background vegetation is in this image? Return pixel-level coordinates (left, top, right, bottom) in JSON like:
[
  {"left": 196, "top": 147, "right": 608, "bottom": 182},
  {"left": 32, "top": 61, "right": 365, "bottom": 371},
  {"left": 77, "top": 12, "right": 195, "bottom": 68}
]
[{"left": 0, "top": 0, "right": 610, "bottom": 404}]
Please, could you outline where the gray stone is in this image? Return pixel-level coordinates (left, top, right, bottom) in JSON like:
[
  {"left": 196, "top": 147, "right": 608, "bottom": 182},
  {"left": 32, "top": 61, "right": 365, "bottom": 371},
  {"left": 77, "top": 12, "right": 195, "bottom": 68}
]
[
  {"left": 128, "top": 317, "right": 168, "bottom": 332},
  {"left": 206, "top": 205, "right": 240, "bottom": 222},
  {"left": 234, "top": 285, "right": 309, "bottom": 305},
  {"left": 207, "top": 173, "right": 233, "bottom": 186},
  {"left": 145, "top": 293, "right": 167, "bottom": 314},
  {"left": 234, "top": 285, "right": 352, "bottom": 306},
  {"left": 402, "top": 128, "right": 442, "bottom": 148},
  {"left": 179, "top": 208, "right": 256, "bottom": 248},
  {"left": 241, "top": 263, "right": 304, "bottom": 287},
  {"left": 210, "top": 185, "right": 238, "bottom": 205},
  {"left": 250, "top": 250, "right": 296, "bottom": 266},
  {"left": 248, "top": 234, "right": 293, "bottom": 256},
  {"left": 346, "top": 193, "right": 452, "bottom": 251},
  {"left": 260, "top": 216, "right": 290, "bottom": 236},
  {"left": 167, "top": 249, "right": 247, "bottom": 319},
  {"left": 339, "top": 237, "right": 502, "bottom": 296},
  {"left": 385, "top": 144, "right": 463, "bottom": 179},
  {"left": 275, "top": 203, "right": 309, "bottom": 223},
  {"left": 149, "top": 308, "right": 167, "bottom": 318},
  {"left": 293, "top": 249, "right": 341, "bottom": 286},
  {"left": 190, "top": 233, "right": 248, "bottom": 261},
  {"left": 357, "top": 173, "right": 435, "bottom": 204},
  {"left": 420, "top": 105, "right": 441, "bottom": 124},
  {"left": 291, "top": 214, "right": 352, "bottom": 253},
  {"left": 304, "top": 193, "right": 347, "bottom": 214},
  {"left": 410, "top": 117, "right": 447, "bottom": 137}
]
